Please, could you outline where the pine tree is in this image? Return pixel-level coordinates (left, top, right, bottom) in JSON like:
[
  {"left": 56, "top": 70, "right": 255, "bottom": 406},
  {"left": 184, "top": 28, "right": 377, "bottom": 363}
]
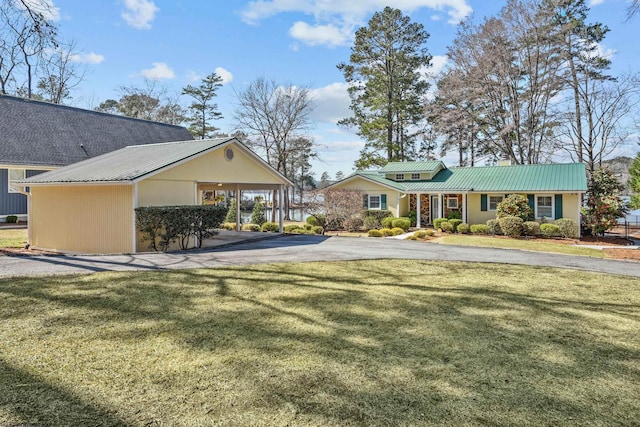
[
  {"left": 182, "top": 72, "right": 223, "bottom": 139},
  {"left": 251, "top": 200, "right": 266, "bottom": 226}
]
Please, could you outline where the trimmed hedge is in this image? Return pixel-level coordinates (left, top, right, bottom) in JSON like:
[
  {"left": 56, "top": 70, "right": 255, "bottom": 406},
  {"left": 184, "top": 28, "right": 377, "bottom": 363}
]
[
  {"left": 440, "top": 222, "right": 453, "bottom": 233},
  {"left": 540, "top": 223, "right": 560, "bottom": 238},
  {"left": 498, "top": 216, "right": 524, "bottom": 238},
  {"left": 391, "top": 227, "right": 405, "bottom": 236},
  {"left": 380, "top": 228, "right": 394, "bottom": 237},
  {"left": 311, "top": 226, "right": 324, "bottom": 235},
  {"left": 261, "top": 222, "right": 279, "bottom": 232},
  {"left": 242, "top": 223, "right": 261, "bottom": 232},
  {"left": 306, "top": 214, "right": 326, "bottom": 227},
  {"left": 363, "top": 216, "right": 381, "bottom": 230},
  {"left": 457, "top": 223, "right": 470, "bottom": 234},
  {"left": 284, "top": 224, "right": 302, "bottom": 233},
  {"left": 523, "top": 221, "right": 540, "bottom": 236},
  {"left": 448, "top": 219, "right": 462, "bottom": 232},
  {"left": 470, "top": 224, "right": 489, "bottom": 234},
  {"left": 391, "top": 218, "right": 411, "bottom": 231},
  {"left": 433, "top": 218, "right": 448, "bottom": 230},
  {"left": 381, "top": 216, "right": 394, "bottom": 229},
  {"left": 486, "top": 219, "right": 502, "bottom": 235},
  {"left": 413, "top": 230, "right": 427, "bottom": 238},
  {"left": 135, "top": 205, "right": 228, "bottom": 251},
  {"left": 405, "top": 235, "right": 418, "bottom": 240},
  {"left": 368, "top": 229, "right": 383, "bottom": 237},
  {"left": 555, "top": 218, "right": 578, "bottom": 238}
]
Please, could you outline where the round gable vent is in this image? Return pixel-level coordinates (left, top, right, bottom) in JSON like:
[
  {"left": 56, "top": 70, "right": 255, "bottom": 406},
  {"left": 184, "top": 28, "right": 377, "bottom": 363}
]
[{"left": 224, "top": 147, "right": 234, "bottom": 161}]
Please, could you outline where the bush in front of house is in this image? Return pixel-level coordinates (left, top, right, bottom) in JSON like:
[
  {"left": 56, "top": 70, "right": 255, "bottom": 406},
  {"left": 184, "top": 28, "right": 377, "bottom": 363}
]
[
  {"left": 363, "top": 209, "right": 393, "bottom": 223},
  {"left": 498, "top": 216, "right": 524, "bottom": 237},
  {"left": 284, "top": 224, "right": 302, "bottom": 233},
  {"left": 407, "top": 210, "right": 417, "bottom": 227},
  {"left": 363, "top": 216, "right": 380, "bottom": 230},
  {"left": 6, "top": 215, "right": 18, "bottom": 223},
  {"left": 486, "top": 219, "right": 502, "bottom": 235},
  {"left": 225, "top": 198, "right": 239, "bottom": 224},
  {"left": 405, "top": 235, "right": 418, "bottom": 240},
  {"left": 470, "top": 224, "right": 489, "bottom": 234},
  {"left": 496, "top": 194, "right": 532, "bottom": 221},
  {"left": 447, "top": 210, "right": 462, "bottom": 220},
  {"left": 261, "top": 222, "right": 279, "bottom": 232},
  {"left": 555, "top": 218, "right": 579, "bottom": 238},
  {"left": 433, "top": 218, "right": 448, "bottom": 230},
  {"left": 440, "top": 221, "right": 453, "bottom": 233},
  {"left": 424, "top": 229, "right": 435, "bottom": 237},
  {"left": 540, "top": 223, "right": 560, "bottom": 238},
  {"left": 380, "top": 228, "right": 394, "bottom": 237},
  {"left": 306, "top": 214, "right": 326, "bottom": 227},
  {"left": 368, "top": 229, "right": 383, "bottom": 237},
  {"left": 457, "top": 223, "right": 470, "bottom": 234},
  {"left": 135, "top": 204, "right": 228, "bottom": 251},
  {"left": 311, "top": 226, "right": 324, "bottom": 235},
  {"left": 413, "top": 230, "right": 427, "bottom": 238},
  {"left": 392, "top": 218, "right": 411, "bottom": 231},
  {"left": 242, "top": 223, "right": 261, "bottom": 232},
  {"left": 343, "top": 215, "right": 364, "bottom": 232},
  {"left": 250, "top": 201, "right": 266, "bottom": 226},
  {"left": 391, "top": 227, "right": 405, "bottom": 236},
  {"left": 523, "top": 221, "right": 540, "bottom": 236},
  {"left": 448, "top": 219, "right": 462, "bottom": 232},
  {"left": 222, "top": 222, "right": 236, "bottom": 231},
  {"left": 381, "top": 216, "right": 394, "bottom": 229}
]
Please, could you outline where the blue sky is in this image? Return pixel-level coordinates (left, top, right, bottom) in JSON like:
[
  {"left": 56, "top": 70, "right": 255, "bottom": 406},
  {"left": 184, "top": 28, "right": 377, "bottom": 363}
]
[{"left": 43, "top": 0, "right": 639, "bottom": 178}]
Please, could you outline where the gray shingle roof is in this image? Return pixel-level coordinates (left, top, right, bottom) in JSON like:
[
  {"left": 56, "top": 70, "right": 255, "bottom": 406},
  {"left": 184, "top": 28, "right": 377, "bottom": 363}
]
[
  {"left": 20, "top": 138, "right": 235, "bottom": 184},
  {"left": 0, "top": 95, "right": 193, "bottom": 167}
]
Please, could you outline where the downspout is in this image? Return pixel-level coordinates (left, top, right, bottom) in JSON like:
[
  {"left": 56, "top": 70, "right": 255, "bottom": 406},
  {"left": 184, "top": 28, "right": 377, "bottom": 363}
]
[
  {"left": 17, "top": 187, "right": 31, "bottom": 248},
  {"left": 132, "top": 183, "right": 138, "bottom": 253}
]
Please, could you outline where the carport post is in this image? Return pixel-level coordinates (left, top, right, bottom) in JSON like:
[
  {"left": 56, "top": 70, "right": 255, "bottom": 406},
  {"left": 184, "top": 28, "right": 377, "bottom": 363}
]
[
  {"left": 416, "top": 193, "right": 421, "bottom": 228},
  {"left": 236, "top": 185, "right": 241, "bottom": 231},
  {"left": 278, "top": 184, "right": 284, "bottom": 233}
]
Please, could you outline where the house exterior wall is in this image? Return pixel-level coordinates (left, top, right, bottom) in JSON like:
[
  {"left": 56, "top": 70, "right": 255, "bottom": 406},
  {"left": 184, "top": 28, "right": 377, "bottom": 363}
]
[
  {"left": 466, "top": 193, "right": 581, "bottom": 225},
  {"left": 30, "top": 185, "right": 133, "bottom": 253},
  {"left": 331, "top": 178, "right": 403, "bottom": 217},
  {"left": 137, "top": 180, "right": 195, "bottom": 207},
  {"left": 0, "top": 169, "right": 48, "bottom": 217}
]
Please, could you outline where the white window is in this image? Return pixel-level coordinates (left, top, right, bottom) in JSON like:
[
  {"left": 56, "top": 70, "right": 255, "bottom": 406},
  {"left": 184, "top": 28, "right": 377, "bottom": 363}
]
[
  {"left": 395, "top": 173, "right": 404, "bottom": 181},
  {"left": 411, "top": 173, "right": 421, "bottom": 180},
  {"left": 537, "top": 196, "right": 553, "bottom": 218},
  {"left": 447, "top": 197, "right": 459, "bottom": 209},
  {"left": 489, "top": 195, "right": 504, "bottom": 211},
  {"left": 368, "top": 195, "right": 381, "bottom": 209},
  {"left": 8, "top": 169, "right": 25, "bottom": 193}
]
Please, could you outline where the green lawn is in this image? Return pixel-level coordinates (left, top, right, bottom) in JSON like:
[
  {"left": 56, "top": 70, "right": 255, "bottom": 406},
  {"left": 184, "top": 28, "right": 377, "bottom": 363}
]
[
  {"left": 437, "top": 233, "right": 608, "bottom": 258},
  {"left": 1, "top": 260, "right": 638, "bottom": 426},
  {"left": 0, "top": 228, "right": 27, "bottom": 248}
]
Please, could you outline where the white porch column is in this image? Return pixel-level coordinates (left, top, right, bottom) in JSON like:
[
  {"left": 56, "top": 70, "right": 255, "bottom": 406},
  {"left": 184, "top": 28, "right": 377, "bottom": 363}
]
[
  {"left": 438, "top": 193, "right": 444, "bottom": 218},
  {"left": 416, "top": 194, "right": 421, "bottom": 228},
  {"left": 278, "top": 184, "right": 284, "bottom": 233},
  {"left": 236, "top": 185, "right": 241, "bottom": 231},
  {"left": 462, "top": 193, "right": 467, "bottom": 224}
]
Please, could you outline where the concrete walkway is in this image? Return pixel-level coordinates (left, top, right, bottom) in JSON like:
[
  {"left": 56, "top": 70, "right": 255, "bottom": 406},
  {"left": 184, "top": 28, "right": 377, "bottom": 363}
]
[{"left": 1, "top": 234, "right": 640, "bottom": 278}]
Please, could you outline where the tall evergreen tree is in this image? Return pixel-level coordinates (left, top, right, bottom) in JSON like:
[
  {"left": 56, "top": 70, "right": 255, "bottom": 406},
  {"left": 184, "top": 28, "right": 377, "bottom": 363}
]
[
  {"left": 629, "top": 152, "right": 640, "bottom": 209},
  {"left": 182, "top": 72, "right": 223, "bottom": 139},
  {"left": 337, "top": 7, "right": 431, "bottom": 168}
]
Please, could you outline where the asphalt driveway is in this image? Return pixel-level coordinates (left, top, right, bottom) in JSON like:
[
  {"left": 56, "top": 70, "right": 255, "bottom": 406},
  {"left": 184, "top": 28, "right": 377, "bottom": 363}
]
[{"left": 1, "top": 234, "right": 639, "bottom": 278}]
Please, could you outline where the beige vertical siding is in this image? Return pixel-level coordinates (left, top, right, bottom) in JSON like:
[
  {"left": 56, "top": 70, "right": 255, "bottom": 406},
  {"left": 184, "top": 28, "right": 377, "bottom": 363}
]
[
  {"left": 138, "top": 180, "right": 195, "bottom": 207},
  {"left": 30, "top": 185, "right": 133, "bottom": 254}
]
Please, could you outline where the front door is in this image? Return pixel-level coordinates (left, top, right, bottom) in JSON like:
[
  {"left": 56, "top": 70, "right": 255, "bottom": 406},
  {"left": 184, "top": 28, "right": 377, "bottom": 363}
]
[{"left": 430, "top": 195, "right": 439, "bottom": 224}]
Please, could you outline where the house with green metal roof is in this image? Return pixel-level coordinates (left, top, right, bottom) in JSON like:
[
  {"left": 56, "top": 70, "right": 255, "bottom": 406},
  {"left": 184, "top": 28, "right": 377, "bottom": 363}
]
[{"left": 327, "top": 161, "right": 587, "bottom": 233}]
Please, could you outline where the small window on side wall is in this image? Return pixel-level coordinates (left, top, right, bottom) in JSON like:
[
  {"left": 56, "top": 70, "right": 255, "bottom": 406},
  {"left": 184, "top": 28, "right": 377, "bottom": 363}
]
[
  {"left": 395, "top": 173, "right": 404, "bottom": 181},
  {"left": 368, "top": 195, "right": 381, "bottom": 209},
  {"left": 489, "top": 195, "right": 503, "bottom": 211},
  {"left": 411, "top": 173, "right": 421, "bottom": 180},
  {"left": 537, "top": 195, "right": 553, "bottom": 218},
  {"left": 447, "top": 197, "right": 458, "bottom": 209},
  {"left": 8, "top": 169, "right": 25, "bottom": 193}
]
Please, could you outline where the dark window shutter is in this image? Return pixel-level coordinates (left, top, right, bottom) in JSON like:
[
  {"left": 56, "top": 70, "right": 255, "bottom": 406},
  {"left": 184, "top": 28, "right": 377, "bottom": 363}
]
[
  {"left": 381, "top": 194, "right": 387, "bottom": 210},
  {"left": 363, "top": 194, "right": 368, "bottom": 209},
  {"left": 527, "top": 194, "right": 535, "bottom": 212},
  {"left": 555, "top": 194, "right": 563, "bottom": 219},
  {"left": 480, "top": 194, "right": 487, "bottom": 211}
]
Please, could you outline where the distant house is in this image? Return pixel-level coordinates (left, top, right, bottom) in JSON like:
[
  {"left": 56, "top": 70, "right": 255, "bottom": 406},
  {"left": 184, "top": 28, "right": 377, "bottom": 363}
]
[
  {"left": 0, "top": 95, "right": 193, "bottom": 221},
  {"left": 327, "top": 161, "right": 587, "bottom": 234},
  {"left": 17, "top": 138, "right": 292, "bottom": 254}
]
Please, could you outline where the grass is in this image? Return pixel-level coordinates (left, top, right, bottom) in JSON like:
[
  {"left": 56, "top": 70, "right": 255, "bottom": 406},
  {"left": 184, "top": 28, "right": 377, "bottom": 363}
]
[
  {"left": 437, "top": 233, "right": 607, "bottom": 258},
  {"left": 0, "top": 228, "right": 27, "bottom": 248},
  {"left": 1, "top": 260, "right": 639, "bottom": 426}
]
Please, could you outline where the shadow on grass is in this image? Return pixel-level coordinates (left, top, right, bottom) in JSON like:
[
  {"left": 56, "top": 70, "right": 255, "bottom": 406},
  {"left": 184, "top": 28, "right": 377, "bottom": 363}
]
[
  {"left": 0, "top": 359, "right": 130, "bottom": 426},
  {"left": 0, "top": 261, "right": 639, "bottom": 425}
]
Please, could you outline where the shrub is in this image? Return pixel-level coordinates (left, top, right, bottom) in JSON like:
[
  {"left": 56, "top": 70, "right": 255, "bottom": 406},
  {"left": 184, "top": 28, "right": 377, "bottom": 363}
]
[
  {"left": 407, "top": 210, "right": 417, "bottom": 227},
  {"left": 343, "top": 215, "right": 364, "bottom": 232},
  {"left": 225, "top": 198, "right": 239, "bottom": 224},
  {"left": 222, "top": 222, "right": 236, "bottom": 231},
  {"left": 391, "top": 227, "right": 405, "bottom": 236},
  {"left": 457, "top": 223, "right": 470, "bottom": 234},
  {"left": 440, "top": 221, "right": 453, "bottom": 233},
  {"left": 368, "top": 229, "right": 383, "bottom": 237},
  {"left": 380, "top": 228, "right": 394, "bottom": 237},
  {"left": 242, "top": 223, "right": 261, "bottom": 232},
  {"left": 555, "top": 218, "right": 579, "bottom": 238},
  {"left": 6, "top": 215, "right": 18, "bottom": 223},
  {"left": 311, "top": 226, "right": 324, "bottom": 235},
  {"left": 413, "top": 230, "right": 427, "bottom": 238},
  {"left": 284, "top": 224, "right": 302, "bottom": 233},
  {"left": 381, "top": 216, "right": 394, "bottom": 229},
  {"left": 363, "top": 215, "right": 381, "bottom": 230},
  {"left": 433, "top": 218, "right": 448, "bottom": 230},
  {"left": 446, "top": 210, "right": 462, "bottom": 220},
  {"left": 424, "top": 229, "right": 435, "bottom": 237},
  {"left": 261, "top": 222, "right": 279, "bottom": 232},
  {"left": 392, "top": 218, "right": 411, "bottom": 231},
  {"left": 470, "top": 224, "right": 489, "bottom": 234},
  {"left": 362, "top": 210, "right": 393, "bottom": 223},
  {"left": 540, "top": 223, "right": 560, "bottom": 238},
  {"left": 448, "top": 219, "right": 462, "bottom": 232},
  {"left": 498, "top": 216, "right": 524, "bottom": 237},
  {"left": 523, "top": 221, "right": 540, "bottom": 236},
  {"left": 250, "top": 202, "right": 266, "bottom": 226},
  {"left": 496, "top": 194, "right": 532, "bottom": 220},
  {"left": 306, "top": 214, "right": 326, "bottom": 227},
  {"left": 303, "top": 224, "right": 312, "bottom": 231},
  {"left": 405, "top": 235, "right": 418, "bottom": 240},
  {"left": 486, "top": 219, "right": 502, "bottom": 235}
]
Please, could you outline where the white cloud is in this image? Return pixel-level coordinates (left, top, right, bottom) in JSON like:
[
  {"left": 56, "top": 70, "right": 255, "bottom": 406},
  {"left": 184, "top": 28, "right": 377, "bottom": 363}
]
[
  {"left": 121, "top": 0, "right": 159, "bottom": 30},
  {"left": 240, "top": 0, "right": 473, "bottom": 46},
  {"left": 185, "top": 70, "right": 202, "bottom": 83},
  {"left": 141, "top": 62, "right": 174, "bottom": 79},
  {"left": 19, "top": 0, "right": 60, "bottom": 22},
  {"left": 288, "top": 21, "right": 350, "bottom": 47},
  {"left": 309, "top": 82, "right": 351, "bottom": 124},
  {"left": 70, "top": 52, "right": 104, "bottom": 64},
  {"left": 589, "top": 0, "right": 606, "bottom": 5},
  {"left": 215, "top": 67, "right": 233, "bottom": 84}
]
